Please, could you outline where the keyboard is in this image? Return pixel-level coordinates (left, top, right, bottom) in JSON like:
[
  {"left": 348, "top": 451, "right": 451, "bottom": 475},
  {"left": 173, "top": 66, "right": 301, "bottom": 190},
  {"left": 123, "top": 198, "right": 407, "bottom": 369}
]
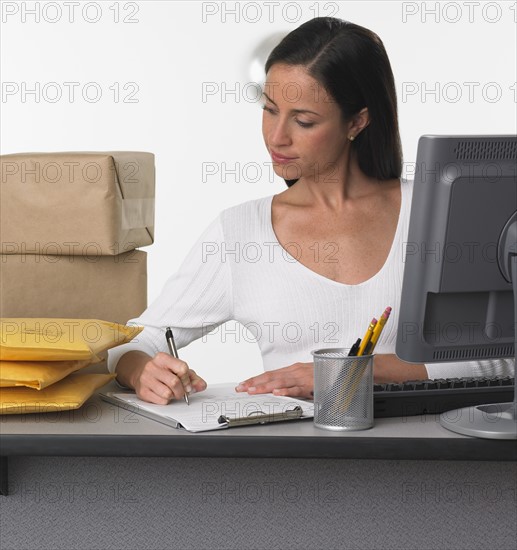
[{"left": 373, "top": 376, "right": 515, "bottom": 418}]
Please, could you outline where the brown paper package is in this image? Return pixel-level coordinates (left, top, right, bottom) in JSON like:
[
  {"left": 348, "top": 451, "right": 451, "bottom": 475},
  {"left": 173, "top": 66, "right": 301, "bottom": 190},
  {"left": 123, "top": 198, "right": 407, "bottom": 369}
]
[
  {"left": 0, "top": 251, "right": 147, "bottom": 325},
  {"left": 0, "top": 151, "right": 155, "bottom": 255}
]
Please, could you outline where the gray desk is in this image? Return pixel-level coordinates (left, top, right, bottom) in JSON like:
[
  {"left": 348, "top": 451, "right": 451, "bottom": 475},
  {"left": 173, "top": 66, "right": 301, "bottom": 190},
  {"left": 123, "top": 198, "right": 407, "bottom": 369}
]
[
  {"left": 2, "top": 379, "right": 516, "bottom": 461},
  {"left": 1, "top": 377, "right": 516, "bottom": 550}
]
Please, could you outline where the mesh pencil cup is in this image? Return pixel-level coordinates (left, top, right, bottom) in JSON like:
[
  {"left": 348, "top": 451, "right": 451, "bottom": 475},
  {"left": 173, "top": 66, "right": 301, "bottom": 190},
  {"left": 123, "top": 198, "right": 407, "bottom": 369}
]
[{"left": 311, "top": 348, "right": 374, "bottom": 431}]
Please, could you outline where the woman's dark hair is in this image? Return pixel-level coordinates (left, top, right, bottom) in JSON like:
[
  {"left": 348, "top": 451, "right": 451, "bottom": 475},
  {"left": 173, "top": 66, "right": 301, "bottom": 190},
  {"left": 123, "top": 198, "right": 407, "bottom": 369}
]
[{"left": 264, "top": 17, "right": 402, "bottom": 187}]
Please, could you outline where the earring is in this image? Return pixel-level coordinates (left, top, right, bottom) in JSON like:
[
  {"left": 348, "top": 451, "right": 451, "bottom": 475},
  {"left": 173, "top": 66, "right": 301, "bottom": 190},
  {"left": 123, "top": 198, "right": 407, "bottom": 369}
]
[{"left": 348, "top": 135, "right": 355, "bottom": 142}]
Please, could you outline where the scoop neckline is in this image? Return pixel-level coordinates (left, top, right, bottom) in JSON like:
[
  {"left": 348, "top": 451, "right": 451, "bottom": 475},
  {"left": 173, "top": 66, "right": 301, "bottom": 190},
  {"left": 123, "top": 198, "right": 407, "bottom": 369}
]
[{"left": 266, "top": 179, "right": 405, "bottom": 288}]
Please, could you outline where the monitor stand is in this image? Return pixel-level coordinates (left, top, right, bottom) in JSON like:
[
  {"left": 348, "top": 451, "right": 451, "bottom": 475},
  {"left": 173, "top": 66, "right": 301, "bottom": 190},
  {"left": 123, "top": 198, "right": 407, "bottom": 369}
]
[{"left": 440, "top": 218, "right": 517, "bottom": 440}]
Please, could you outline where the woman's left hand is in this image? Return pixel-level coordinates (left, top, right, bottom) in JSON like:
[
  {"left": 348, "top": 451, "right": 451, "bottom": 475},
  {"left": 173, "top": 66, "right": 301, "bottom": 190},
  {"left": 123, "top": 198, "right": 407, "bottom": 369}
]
[
  {"left": 235, "top": 362, "right": 314, "bottom": 399},
  {"left": 234, "top": 355, "right": 429, "bottom": 399}
]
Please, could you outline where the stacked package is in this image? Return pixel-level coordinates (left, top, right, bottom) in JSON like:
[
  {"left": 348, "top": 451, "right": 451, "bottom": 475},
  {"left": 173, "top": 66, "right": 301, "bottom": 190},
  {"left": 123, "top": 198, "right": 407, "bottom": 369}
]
[
  {"left": 0, "top": 151, "right": 155, "bottom": 323},
  {"left": 0, "top": 318, "right": 142, "bottom": 414},
  {"left": 0, "top": 152, "right": 154, "bottom": 413}
]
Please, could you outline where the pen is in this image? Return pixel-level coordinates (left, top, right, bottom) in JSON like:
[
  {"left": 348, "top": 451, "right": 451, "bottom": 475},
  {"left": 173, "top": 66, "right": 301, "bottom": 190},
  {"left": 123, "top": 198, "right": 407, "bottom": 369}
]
[
  {"left": 165, "top": 326, "right": 189, "bottom": 405},
  {"left": 356, "top": 317, "right": 377, "bottom": 356},
  {"left": 364, "top": 306, "right": 392, "bottom": 355},
  {"left": 348, "top": 338, "right": 361, "bottom": 357},
  {"left": 332, "top": 334, "right": 367, "bottom": 415}
]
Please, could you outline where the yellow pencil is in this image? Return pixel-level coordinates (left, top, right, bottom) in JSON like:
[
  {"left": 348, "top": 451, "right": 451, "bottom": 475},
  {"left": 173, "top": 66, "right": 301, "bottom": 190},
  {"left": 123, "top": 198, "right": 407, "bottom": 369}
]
[
  {"left": 341, "top": 307, "right": 392, "bottom": 413},
  {"left": 356, "top": 317, "right": 377, "bottom": 356},
  {"left": 331, "top": 317, "right": 375, "bottom": 415},
  {"left": 364, "top": 306, "right": 392, "bottom": 355}
]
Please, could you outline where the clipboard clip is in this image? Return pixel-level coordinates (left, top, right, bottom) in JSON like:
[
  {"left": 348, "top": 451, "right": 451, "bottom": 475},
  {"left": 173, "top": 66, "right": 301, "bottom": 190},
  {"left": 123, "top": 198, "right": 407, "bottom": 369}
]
[{"left": 217, "top": 405, "right": 303, "bottom": 427}]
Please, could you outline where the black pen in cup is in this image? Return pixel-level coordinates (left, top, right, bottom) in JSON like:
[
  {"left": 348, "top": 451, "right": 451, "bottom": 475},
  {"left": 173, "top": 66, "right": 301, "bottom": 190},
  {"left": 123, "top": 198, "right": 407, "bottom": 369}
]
[
  {"left": 348, "top": 338, "right": 361, "bottom": 357},
  {"left": 165, "top": 327, "right": 189, "bottom": 405}
]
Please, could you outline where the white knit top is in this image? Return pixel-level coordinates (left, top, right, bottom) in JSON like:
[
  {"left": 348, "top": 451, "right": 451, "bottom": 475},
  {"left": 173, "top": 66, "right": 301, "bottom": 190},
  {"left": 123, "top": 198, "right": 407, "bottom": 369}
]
[{"left": 107, "top": 178, "right": 514, "bottom": 380}]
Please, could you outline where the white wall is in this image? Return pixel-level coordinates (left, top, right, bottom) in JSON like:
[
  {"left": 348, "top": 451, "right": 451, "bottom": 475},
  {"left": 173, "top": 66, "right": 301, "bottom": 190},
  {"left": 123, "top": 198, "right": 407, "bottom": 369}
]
[{"left": 2, "top": 1, "right": 516, "bottom": 383}]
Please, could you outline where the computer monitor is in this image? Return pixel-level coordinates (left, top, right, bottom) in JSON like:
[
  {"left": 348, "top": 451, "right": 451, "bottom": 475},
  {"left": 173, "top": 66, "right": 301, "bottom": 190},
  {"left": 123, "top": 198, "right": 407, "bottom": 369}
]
[{"left": 396, "top": 135, "right": 516, "bottom": 440}]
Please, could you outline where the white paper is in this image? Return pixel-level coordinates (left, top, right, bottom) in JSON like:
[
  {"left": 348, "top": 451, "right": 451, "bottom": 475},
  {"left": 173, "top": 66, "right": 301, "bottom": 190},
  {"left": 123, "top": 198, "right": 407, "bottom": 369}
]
[{"left": 110, "top": 383, "right": 314, "bottom": 432}]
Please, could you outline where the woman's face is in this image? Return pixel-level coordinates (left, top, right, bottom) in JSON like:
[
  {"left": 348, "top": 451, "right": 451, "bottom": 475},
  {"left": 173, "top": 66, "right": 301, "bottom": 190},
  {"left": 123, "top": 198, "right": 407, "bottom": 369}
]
[{"left": 262, "top": 63, "right": 351, "bottom": 183}]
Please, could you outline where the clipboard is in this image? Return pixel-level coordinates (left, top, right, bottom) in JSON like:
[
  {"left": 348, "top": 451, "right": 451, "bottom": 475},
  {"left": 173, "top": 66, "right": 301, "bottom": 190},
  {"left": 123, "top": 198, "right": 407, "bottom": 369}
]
[
  {"left": 218, "top": 405, "right": 303, "bottom": 427},
  {"left": 100, "top": 383, "right": 314, "bottom": 432},
  {"left": 100, "top": 392, "right": 183, "bottom": 429}
]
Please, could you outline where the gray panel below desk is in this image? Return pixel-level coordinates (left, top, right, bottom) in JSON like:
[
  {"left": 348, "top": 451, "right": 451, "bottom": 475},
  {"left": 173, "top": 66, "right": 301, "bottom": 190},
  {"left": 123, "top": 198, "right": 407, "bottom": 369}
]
[{"left": 1, "top": 456, "right": 516, "bottom": 550}]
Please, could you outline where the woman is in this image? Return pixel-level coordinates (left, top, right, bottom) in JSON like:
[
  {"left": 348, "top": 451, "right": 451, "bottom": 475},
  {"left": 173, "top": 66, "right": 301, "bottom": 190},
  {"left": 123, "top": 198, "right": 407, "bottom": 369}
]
[{"left": 107, "top": 17, "right": 513, "bottom": 404}]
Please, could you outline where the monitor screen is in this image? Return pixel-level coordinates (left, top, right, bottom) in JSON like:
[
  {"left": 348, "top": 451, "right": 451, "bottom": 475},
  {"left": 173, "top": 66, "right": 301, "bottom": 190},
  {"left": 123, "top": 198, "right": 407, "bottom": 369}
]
[{"left": 396, "top": 135, "right": 516, "bottom": 364}]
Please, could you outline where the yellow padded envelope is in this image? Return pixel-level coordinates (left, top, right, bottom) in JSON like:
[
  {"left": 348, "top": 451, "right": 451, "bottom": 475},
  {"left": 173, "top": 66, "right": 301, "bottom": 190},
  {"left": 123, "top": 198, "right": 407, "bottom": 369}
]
[
  {"left": 0, "top": 372, "right": 115, "bottom": 414},
  {"left": 0, "top": 359, "right": 92, "bottom": 389},
  {"left": 0, "top": 318, "right": 143, "bottom": 362}
]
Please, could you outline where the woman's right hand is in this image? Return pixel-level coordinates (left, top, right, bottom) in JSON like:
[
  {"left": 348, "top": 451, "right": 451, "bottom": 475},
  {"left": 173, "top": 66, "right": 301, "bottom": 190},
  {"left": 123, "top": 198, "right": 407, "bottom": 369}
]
[{"left": 129, "top": 352, "right": 207, "bottom": 405}]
